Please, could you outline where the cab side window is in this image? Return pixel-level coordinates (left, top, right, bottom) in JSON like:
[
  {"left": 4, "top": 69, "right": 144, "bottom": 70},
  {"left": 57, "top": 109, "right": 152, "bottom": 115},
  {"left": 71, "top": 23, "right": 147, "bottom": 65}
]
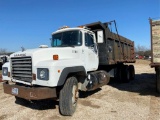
[{"left": 85, "top": 33, "right": 94, "bottom": 47}]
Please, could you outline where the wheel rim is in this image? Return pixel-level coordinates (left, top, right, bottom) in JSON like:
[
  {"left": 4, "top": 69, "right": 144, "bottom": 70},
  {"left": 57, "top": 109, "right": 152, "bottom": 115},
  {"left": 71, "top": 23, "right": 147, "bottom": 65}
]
[{"left": 72, "top": 85, "right": 79, "bottom": 107}]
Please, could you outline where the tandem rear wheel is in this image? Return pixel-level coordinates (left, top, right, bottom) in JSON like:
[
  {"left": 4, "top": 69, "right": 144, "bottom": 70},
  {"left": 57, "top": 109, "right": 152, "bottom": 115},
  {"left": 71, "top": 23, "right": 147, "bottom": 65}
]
[
  {"left": 59, "top": 76, "right": 79, "bottom": 116},
  {"left": 117, "top": 64, "right": 135, "bottom": 83},
  {"left": 155, "top": 67, "right": 160, "bottom": 93}
]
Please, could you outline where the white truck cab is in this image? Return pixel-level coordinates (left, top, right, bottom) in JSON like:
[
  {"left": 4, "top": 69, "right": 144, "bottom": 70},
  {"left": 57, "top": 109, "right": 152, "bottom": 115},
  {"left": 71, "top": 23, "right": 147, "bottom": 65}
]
[{"left": 3, "top": 27, "right": 99, "bottom": 86}]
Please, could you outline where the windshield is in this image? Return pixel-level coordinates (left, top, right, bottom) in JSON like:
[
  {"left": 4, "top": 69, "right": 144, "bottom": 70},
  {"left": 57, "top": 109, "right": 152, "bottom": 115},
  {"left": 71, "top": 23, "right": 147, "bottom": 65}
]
[{"left": 51, "top": 30, "right": 82, "bottom": 47}]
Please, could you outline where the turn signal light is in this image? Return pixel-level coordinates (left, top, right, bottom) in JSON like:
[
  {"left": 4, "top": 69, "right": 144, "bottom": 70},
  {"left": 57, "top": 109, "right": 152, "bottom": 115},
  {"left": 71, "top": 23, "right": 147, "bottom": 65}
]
[{"left": 53, "top": 55, "right": 59, "bottom": 60}]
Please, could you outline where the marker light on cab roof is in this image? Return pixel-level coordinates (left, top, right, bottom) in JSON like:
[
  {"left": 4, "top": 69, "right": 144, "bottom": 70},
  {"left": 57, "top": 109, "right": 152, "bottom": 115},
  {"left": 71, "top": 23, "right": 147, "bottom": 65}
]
[{"left": 58, "top": 26, "right": 70, "bottom": 30}]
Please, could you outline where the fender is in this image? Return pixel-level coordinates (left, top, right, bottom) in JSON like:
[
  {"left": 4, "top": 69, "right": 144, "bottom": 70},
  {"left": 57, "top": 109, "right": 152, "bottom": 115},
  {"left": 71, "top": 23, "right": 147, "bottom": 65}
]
[{"left": 57, "top": 66, "right": 86, "bottom": 86}]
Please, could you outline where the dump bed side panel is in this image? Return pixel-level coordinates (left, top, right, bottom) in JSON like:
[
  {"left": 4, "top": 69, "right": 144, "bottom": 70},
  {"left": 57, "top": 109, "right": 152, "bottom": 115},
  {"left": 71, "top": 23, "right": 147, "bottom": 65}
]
[
  {"left": 151, "top": 20, "right": 160, "bottom": 66},
  {"left": 85, "top": 21, "right": 135, "bottom": 65},
  {"left": 103, "top": 37, "right": 135, "bottom": 65}
]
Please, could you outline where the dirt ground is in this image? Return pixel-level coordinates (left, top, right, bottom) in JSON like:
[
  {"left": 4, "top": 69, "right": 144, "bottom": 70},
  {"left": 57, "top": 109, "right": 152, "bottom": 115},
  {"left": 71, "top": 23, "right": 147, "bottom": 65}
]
[{"left": 0, "top": 59, "right": 160, "bottom": 120}]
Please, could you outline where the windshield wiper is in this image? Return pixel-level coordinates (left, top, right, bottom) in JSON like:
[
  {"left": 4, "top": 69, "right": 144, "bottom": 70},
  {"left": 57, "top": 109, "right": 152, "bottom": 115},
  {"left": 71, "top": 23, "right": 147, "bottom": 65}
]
[{"left": 56, "top": 44, "right": 75, "bottom": 48}]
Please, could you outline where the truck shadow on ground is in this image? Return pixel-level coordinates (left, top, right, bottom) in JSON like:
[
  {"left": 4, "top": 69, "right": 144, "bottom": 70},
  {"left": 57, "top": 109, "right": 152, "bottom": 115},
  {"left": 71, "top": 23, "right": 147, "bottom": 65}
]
[
  {"left": 15, "top": 89, "right": 102, "bottom": 111},
  {"left": 79, "top": 73, "right": 160, "bottom": 98},
  {"left": 15, "top": 73, "right": 159, "bottom": 111},
  {"left": 79, "top": 88, "right": 102, "bottom": 98},
  {"left": 109, "top": 73, "right": 160, "bottom": 97},
  {"left": 15, "top": 90, "right": 102, "bottom": 111},
  {"left": 15, "top": 99, "right": 59, "bottom": 110}
]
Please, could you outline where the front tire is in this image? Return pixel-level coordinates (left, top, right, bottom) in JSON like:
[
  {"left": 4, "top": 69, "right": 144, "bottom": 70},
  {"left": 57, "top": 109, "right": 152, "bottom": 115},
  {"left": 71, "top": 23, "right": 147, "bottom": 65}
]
[{"left": 59, "top": 76, "right": 79, "bottom": 116}]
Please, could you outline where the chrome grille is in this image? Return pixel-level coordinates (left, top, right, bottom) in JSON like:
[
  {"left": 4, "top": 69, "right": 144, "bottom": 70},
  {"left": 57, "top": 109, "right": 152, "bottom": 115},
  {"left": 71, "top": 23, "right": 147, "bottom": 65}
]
[{"left": 11, "top": 57, "right": 32, "bottom": 83}]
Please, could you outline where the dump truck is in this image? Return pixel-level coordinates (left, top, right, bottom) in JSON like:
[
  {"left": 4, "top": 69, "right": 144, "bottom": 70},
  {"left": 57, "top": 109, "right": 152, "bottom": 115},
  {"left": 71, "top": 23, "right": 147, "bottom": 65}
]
[
  {"left": 0, "top": 55, "right": 9, "bottom": 70},
  {"left": 2, "top": 20, "right": 135, "bottom": 116},
  {"left": 150, "top": 18, "right": 160, "bottom": 93}
]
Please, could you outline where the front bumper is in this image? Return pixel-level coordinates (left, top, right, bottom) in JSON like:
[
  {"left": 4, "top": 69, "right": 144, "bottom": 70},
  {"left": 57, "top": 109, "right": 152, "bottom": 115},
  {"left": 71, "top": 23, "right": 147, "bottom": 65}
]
[{"left": 3, "top": 82, "right": 57, "bottom": 100}]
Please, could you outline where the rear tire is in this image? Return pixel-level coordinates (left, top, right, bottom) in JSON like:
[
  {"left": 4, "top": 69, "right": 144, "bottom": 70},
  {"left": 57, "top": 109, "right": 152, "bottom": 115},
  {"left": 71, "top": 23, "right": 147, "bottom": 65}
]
[
  {"left": 59, "top": 76, "right": 79, "bottom": 116},
  {"left": 116, "top": 65, "right": 123, "bottom": 82},
  {"left": 122, "top": 65, "right": 130, "bottom": 83},
  {"left": 156, "top": 67, "right": 160, "bottom": 93},
  {"left": 129, "top": 65, "right": 135, "bottom": 80}
]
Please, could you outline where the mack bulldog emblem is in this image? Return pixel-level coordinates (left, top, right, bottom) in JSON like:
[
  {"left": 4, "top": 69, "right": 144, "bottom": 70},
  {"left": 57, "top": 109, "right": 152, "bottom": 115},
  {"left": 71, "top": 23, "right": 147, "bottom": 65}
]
[{"left": 14, "top": 53, "right": 26, "bottom": 57}]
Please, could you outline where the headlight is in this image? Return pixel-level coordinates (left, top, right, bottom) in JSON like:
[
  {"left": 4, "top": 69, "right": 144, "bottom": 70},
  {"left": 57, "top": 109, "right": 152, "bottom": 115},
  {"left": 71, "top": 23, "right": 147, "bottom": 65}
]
[
  {"left": 37, "top": 68, "right": 49, "bottom": 80},
  {"left": 2, "top": 67, "right": 8, "bottom": 76},
  {"left": 40, "top": 70, "right": 46, "bottom": 79}
]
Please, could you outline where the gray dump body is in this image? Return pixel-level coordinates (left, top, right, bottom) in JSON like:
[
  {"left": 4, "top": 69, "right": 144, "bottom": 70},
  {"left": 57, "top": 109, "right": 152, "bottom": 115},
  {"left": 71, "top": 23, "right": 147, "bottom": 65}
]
[
  {"left": 84, "top": 21, "right": 135, "bottom": 65},
  {"left": 150, "top": 19, "right": 160, "bottom": 67},
  {"left": 149, "top": 18, "right": 160, "bottom": 93}
]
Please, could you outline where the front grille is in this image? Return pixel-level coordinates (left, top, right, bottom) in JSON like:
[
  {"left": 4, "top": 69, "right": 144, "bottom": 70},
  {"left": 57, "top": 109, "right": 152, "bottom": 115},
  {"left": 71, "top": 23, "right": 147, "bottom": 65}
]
[{"left": 11, "top": 57, "right": 32, "bottom": 83}]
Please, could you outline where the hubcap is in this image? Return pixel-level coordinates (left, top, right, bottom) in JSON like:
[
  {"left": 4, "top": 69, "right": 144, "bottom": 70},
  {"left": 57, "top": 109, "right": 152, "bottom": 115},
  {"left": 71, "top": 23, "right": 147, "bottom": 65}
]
[{"left": 72, "top": 85, "right": 79, "bottom": 106}]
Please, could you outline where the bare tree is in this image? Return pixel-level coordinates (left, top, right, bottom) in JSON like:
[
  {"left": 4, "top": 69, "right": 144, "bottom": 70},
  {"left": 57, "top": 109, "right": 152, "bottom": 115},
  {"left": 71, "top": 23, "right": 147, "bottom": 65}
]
[
  {"left": 0, "top": 48, "right": 7, "bottom": 55},
  {"left": 136, "top": 44, "right": 147, "bottom": 52},
  {"left": 135, "top": 44, "right": 151, "bottom": 56}
]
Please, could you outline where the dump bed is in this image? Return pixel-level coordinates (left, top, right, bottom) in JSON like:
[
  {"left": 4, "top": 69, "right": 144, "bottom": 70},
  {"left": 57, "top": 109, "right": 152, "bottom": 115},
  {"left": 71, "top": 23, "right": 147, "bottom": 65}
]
[
  {"left": 150, "top": 19, "right": 160, "bottom": 67},
  {"left": 84, "top": 21, "right": 135, "bottom": 65}
]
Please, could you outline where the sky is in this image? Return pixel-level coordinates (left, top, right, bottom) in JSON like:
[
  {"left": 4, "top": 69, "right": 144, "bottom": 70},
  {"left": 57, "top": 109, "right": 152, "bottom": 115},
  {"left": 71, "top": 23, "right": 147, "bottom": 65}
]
[{"left": 0, "top": 0, "right": 160, "bottom": 52}]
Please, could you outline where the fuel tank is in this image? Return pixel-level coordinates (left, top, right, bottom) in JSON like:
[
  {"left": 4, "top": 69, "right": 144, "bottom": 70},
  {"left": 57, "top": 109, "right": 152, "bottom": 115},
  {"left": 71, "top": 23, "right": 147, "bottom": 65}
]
[{"left": 86, "top": 70, "right": 110, "bottom": 91}]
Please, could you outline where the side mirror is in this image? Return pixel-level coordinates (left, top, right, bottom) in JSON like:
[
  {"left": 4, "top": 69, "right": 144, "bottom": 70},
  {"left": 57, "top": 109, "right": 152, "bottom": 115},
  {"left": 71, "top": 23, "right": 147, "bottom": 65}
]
[{"left": 97, "top": 31, "right": 104, "bottom": 43}]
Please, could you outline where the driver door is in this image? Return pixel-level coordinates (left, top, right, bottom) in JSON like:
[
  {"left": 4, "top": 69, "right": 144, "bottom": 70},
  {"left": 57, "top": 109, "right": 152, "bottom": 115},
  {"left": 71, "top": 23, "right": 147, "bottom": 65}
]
[{"left": 84, "top": 32, "right": 99, "bottom": 71}]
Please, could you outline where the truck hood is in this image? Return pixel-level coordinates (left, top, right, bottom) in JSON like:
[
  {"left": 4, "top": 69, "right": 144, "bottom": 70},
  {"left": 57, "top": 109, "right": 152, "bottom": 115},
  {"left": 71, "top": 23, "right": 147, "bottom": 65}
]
[{"left": 10, "top": 47, "right": 81, "bottom": 65}]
